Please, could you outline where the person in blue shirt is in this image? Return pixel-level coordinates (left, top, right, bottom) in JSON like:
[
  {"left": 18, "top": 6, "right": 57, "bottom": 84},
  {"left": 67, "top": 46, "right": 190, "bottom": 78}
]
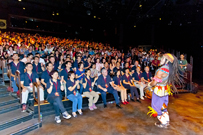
[
  {"left": 41, "top": 62, "right": 54, "bottom": 98},
  {"left": 132, "top": 66, "right": 146, "bottom": 100},
  {"left": 142, "top": 66, "right": 152, "bottom": 82},
  {"left": 131, "top": 61, "right": 141, "bottom": 74},
  {"left": 75, "top": 62, "right": 85, "bottom": 94},
  {"left": 9, "top": 53, "right": 25, "bottom": 92},
  {"left": 20, "top": 63, "right": 44, "bottom": 112},
  {"left": 84, "top": 57, "right": 92, "bottom": 70},
  {"left": 60, "top": 61, "right": 72, "bottom": 83},
  {"left": 66, "top": 71, "right": 83, "bottom": 117},
  {"left": 46, "top": 70, "right": 71, "bottom": 124},
  {"left": 32, "top": 56, "right": 44, "bottom": 78},
  {"left": 82, "top": 69, "right": 99, "bottom": 110},
  {"left": 24, "top": 45, "right": 35, "bottom": 56},
  {"left": 112, "top": 70, "right": 128, "bottom": 105},
  {"left": 122, "top": 68, "right": 141, "bottom": 103},
  {"left": 97, "top": 69, "right": 122, "bottom": 108},
  {"left": 89, "top": 48, "right": 95, "bottom": 55},
  {"left": 73, "top": 56, "right": 82, "bottom": 71},
  {"left": 113, "top": 62, "right": 121, "bottom": 74},
  {"left": 37, "top": 46, "right": 44, "bottom": 56},
  {"left": 101, "top": 62, "right": 111, "bottom": 75},
  {"left": 49, "top": 56, "right": 59, "bottom": 71}
]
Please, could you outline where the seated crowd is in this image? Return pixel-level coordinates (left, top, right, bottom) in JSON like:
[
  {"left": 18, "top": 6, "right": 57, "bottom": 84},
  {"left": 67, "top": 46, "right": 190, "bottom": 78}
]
[{"left": 0, "top": 31, "right": 188, "bottom": 123}]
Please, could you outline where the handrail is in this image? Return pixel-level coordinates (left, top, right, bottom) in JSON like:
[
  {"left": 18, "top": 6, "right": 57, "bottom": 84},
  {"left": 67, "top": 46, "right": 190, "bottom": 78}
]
[
  {"left": 7, "top": 64, "right": 12, "bottom": 91},
  {"left": 33, "top": 82, "right": 39, "bottom": 103},
  {"left": 33, "top": 82, "right": 41, "bottom": 123},
  {"left": 15, "top": 71, "right": 22, "bottom": 103},
  {"left": 63, "top": 82, "right": 67, "bottom": 100},
  {"left": 1, "top": 58, "right": 5, "bottom": 85}
]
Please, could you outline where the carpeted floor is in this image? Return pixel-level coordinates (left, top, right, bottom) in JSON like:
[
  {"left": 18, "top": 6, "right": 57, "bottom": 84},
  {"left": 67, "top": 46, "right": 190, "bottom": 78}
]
[{"left": 28, "top": 86, "right": 203, "bottom": 135}]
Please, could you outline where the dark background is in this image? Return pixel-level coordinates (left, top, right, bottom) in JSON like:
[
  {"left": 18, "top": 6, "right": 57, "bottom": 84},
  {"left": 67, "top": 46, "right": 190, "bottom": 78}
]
[{"left": 0, "top": 0, "right": 202, "bottom": 82}]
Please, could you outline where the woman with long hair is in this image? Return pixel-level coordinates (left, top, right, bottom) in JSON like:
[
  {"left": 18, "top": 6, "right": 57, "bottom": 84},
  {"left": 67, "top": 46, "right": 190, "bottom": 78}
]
[{"left": 113, "top": 70, "right": 128, "bottom": 105}]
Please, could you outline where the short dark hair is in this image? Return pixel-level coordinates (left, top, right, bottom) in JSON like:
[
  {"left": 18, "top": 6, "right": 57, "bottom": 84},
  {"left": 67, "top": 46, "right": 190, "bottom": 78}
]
[
  {"left": 50, "top": 70, "right": 58, "bottom": 78},
  {"left": 68, "top": 71, "right": 75, "bottom": 78},
  {"left": 46, "top": 62, "right": 53, "bottom": 67},
  {"left": 25, "top": 62, "right": 32, "bottom": 67},
  {"left": 78, "top": 62, "right": 84, "bottom": 69},
  {"left": 85, "top": 68, "right": 91, "bottom": 73},
  {"left": 27, "top": 53, "right": 33, "bottom": 57},
  {"left": 12, "top": 53, "right": 19, "bottom": 57},
  {"left": 65, "top": 61, "right": 72, "bottom": 65},
  {"left": 34, "top": 56, "right": 39, "bottom": 59}
]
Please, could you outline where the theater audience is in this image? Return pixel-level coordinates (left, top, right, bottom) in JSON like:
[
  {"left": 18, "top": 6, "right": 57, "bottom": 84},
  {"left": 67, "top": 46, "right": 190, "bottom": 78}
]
[{"left": 0, "top": 31, "right": 189, "bottom": 123}]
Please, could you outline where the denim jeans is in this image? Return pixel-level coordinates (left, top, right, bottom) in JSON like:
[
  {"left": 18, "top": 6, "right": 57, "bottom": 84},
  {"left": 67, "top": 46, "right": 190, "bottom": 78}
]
[
  {"left": 123, "top": 84, "right": 139, "bottom": 99},
  {"left": 47, "top": 96, "right": 66, "bottom": 116},
  {"left": 12, "top": 79, "right": 19, "bottom": 92},
  {"left": 79, "top": 83, "right": 84, "bottom": 94},
  {"left": 67, "top": 94, "right": 83, "bottom": 112},
  {"left": 99, "top": 87, "right": 120, "bottom": 105}
]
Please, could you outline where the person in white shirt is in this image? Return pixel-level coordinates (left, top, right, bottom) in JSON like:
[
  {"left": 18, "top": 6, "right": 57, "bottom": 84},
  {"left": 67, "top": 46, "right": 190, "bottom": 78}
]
[
  {"left": 96, "top": 58, "right": 103, "bottom": 74},
  {"left": 90, "top": 63, "right": 99, "bottom": 78},
  {"left": 21, "top": 53, "right": 33, "bottom": 64},
  {"left": 44, "top": 44, "right": 54, "bottom": 54}
]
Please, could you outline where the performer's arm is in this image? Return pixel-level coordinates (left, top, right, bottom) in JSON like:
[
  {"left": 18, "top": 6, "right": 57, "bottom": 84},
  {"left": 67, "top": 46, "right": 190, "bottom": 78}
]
[{"left": 148, "top": 71, "right": 167, "bottom": 87}]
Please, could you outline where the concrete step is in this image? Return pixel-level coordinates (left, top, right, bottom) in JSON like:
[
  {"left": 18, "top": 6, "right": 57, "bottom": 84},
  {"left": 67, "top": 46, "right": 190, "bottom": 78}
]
[
  {"left": 0, "top": 108, "right": 33, "bottom": 131},
  {"left": 0, "top": 119, "right": 40, "bottom": 135},
  {"left": 0, "top": 96, "right": 19, "bottom": 107},
  {"left": 0, "top": 102, "right": 21, "bottom": 114},
  {"left": 0, "top": 91, "right": 10, "bottom": 98}
]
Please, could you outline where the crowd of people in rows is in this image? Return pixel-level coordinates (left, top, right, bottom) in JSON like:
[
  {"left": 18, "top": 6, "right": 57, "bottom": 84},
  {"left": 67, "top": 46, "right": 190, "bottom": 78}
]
[{"left": 0, "top": 32, "right": 188, "bottom": 123}]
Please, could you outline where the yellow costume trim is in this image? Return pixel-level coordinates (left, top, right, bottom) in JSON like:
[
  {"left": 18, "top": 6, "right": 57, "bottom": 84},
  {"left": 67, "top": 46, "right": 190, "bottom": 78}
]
[
  {"left": 147, "top": 106, "right": 158, "bottom": 117},
  {"left": 166, "top": 85, "right": 173, "bottom": 96}
]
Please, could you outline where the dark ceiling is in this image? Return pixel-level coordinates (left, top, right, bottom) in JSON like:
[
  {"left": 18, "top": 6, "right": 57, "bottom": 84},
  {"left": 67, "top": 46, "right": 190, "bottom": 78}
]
[{"left": 0, "top": 0, "right": 203, "bottom": 27}]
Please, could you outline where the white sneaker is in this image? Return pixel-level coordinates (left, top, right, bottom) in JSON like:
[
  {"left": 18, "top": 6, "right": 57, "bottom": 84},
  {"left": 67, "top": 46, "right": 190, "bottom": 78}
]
[
  {"left": 63, "top": 112, "right": 71, "bottom": 119},
  {"left": 55, "top": 116, "right": 61, "bottom": 123},
  {"left": 140, "top": 97, "right": 144, "bottom": 100}
]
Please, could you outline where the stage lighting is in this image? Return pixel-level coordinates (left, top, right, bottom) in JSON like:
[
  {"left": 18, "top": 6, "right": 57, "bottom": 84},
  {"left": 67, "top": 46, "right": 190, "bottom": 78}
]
[
  {"left": 139, "top": 5, "right": 142, "bottom": 7},
  {"left": 52, "top": 13, "right": 55, "bottom": 16},
  {"left": 23, "top": 7, "right": 25, "bottom": 10},
  {"left": 56, "top": 13, "right": 59, "bottom": 15},
  {"left": 159, "top": 18, "right": 161, "bottom": 20},
  {"left": 134, "top": 25, "right": 136, "bottom": 28},
  {"left": 25, "top": 21, "right": 27, "bottom": 23},
  {"left": 94, "top": 16, "right": 96, "bottom": 18},
  {"left": 18, "top": 0, "right": 22, "bottom": 2}
]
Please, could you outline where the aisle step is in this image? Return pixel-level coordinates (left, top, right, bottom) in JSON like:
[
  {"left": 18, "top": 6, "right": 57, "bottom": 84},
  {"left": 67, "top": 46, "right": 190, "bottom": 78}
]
[
  {"left": 0, "top": 102, "right": 20, "bottom": 114},
  {"left": 0, "top": 91, "right": 10, "bottom": 98},
  {"left": 0, "top": 96, "right": 18, "bottom": 107},
  {"left": 0, "top": 108, "right": 33, "bottom": 131},
  {"left": 0, "top": 119, "right": 40, "bottom": 135},
  {"left": 0, "top": 87, "right": 7, "bottom": 92}
]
